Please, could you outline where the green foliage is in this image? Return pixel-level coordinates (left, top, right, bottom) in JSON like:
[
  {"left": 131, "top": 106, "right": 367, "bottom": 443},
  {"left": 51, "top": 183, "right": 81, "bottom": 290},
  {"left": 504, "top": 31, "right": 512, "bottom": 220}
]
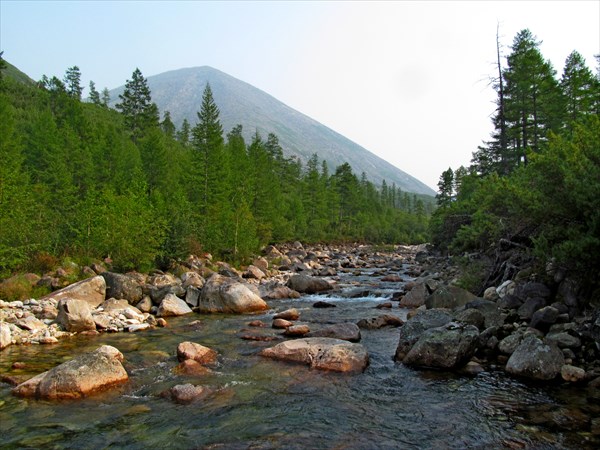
[
  {"left": 431, "top": 27, "right": 600, "bottom": 288},
  {"left": 0, "top": 64, "right": 432, "bottom": 275}
]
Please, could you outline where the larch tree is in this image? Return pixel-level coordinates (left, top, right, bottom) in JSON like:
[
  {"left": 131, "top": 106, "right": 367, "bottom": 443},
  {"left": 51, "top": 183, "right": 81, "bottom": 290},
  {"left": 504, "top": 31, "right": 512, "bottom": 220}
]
[{"left": 115, "top": 68, "right": 159, "bottom": 141}]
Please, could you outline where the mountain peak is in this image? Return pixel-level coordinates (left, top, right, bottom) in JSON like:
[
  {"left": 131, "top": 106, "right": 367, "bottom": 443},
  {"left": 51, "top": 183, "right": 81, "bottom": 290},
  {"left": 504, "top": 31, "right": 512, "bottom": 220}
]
[{"left": 110, "top": 67, "right": 435, "bottom": 196}]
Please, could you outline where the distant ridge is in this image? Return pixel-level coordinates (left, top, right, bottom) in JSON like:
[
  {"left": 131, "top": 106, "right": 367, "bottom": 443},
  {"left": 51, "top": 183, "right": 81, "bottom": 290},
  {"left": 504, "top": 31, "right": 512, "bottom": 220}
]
[{"left": 110, "top": 66, "right": 435, "bottom": 196}]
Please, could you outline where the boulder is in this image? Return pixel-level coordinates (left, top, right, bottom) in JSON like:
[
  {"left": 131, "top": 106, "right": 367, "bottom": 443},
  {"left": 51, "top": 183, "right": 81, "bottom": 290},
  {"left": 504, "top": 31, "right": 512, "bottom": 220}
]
[
  {"left": 399, "top": 282, "right": 428, "bottom": 308},
  {"left": 99, "top": 298, "right": 130, "bottom": 311},
  {"left": 243, "top": 265, "right": 266, "bottom": 280},
  {"left": 425, "top": 286, "right": 476, "bottom": 310},
  {"left": 402, "top": 323, "right": 480, "bottom": 370},
  {"left": 273, "top": 308, "right": 300, "bottom": 321},
  {"left": 394, "top": 309, "right": 453, "bottom": 361},
  {"left": 357, "top": 314, "right": 404, "bottom": 329},
  {"left": 517, "top": 297, "right": 547, "bottom": 320},
  {"left": 259, "top": 283, "right": 301, "bottom": 300},
  {"left": 198, "top": 274, "right": 268, "bottom": 314},
  {"left": 157, "top": 294, "right": 193, "bottom": 317},
  {"left": 465, "top": 299, "right": 503, "bottom": 328},
  {"left": 135, "top": 296, "right": 153, "bottom": 313},
  {"left": 505, "top": 335, "right": 565, "bottom": 380},
  {"left": 181, "top": 271, "right": 205, "bottom": 289},
  {"left": 530, "top": 306, "right": 559, "bottom": 332},
  {"left": 13, "top": 345, "right": 128, "bottom": 399},
  {"left": 283, "top": 325, "right": 311, "bottom": 337},
  {"left": 42, "top": 275, "right": 106, "bottom": 308},
  {"left": 149, "top": 284, "right": 185, "bottom": 305},
  {"left": 306, "top": 323, "right": 361, "bottom": 342},
  {"left": 16, "top": 315, "right": 46, "bottom": 331},
  {"left": 498, "top": 333, "right": 523, "bottom": 355},
  {"left": 174, "top": 360, "right": 213, "bottom": 376},
  {"left": 185, "top": 285, "right": 202, "bottom": 308},
  {"left": 545, "top": 332, "right": 581, "bottom": 349},
  {"left": 101, "top": 272, "right": 143, "bottom": 305},
  {"left": 176, "top": 341, "right": 217, "bottom": 365},
  {"left": 56, "top": 298, "right": 96, "bottom": 332},
  {"left": 286, "top": 274, "right": 333, "bottom": 294},
  {"left": 260, "top": 337, "right": 369, "bottom": 373},
  {"left": 496, "top": 280, "right": 516, "bottom": 299},
  {"left": 454, "top": 308, "right": 485, "bottom": 330},
  {"left": 1, "top": 322, "right": 12, "bottom": 349}
]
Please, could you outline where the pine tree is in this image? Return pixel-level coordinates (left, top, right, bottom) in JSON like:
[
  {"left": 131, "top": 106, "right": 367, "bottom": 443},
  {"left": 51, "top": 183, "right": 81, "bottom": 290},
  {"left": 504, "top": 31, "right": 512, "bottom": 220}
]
[
  {"left": 160, "top": 110, "right": 176, "bottom": 138},
  {"left": 560, "top": 51, "right": 597, "bottom": 129},
  {"left": 177, "top": 118, "right": 191, "bottom": 145},
  {"left": 101, "top": 87, "right": 110, "bottom": 107},
  {"left": 88, "top": 80, "right": 101, "bottom": 105},
  {"left": 436, "top": 168, "right": 454, "bottom": 208},
  {"left": 64, "top": 66, "right": 83, "bottom": 100},
  {"left": 115, "top": 68, "right": 159, "bottom": 141}
]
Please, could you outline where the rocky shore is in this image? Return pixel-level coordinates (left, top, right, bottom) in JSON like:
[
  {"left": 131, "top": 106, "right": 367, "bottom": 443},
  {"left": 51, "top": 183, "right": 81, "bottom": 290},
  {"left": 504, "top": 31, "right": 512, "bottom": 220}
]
[{"left": 1, "top": 242, "right": 599, "bottom": 401}]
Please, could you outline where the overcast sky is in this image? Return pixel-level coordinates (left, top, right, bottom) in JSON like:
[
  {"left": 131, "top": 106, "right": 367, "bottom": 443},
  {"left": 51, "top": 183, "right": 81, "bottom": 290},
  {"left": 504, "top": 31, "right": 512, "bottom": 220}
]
[{"left": 2, "top": 1, "right": 598, "bottom": 190}]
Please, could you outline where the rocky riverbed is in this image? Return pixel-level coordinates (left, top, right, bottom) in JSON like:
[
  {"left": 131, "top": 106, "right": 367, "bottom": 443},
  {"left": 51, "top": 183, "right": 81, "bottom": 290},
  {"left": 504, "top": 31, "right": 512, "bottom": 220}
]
[{"left": 1, "top": 243, "right": 599, "bottom": 447}]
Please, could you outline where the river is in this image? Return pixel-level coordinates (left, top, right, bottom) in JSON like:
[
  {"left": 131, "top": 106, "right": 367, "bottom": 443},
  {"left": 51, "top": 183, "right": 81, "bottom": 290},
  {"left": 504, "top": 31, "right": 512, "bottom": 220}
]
[{"left": 1, "top": 265, "right": 598, "bottom": 449}]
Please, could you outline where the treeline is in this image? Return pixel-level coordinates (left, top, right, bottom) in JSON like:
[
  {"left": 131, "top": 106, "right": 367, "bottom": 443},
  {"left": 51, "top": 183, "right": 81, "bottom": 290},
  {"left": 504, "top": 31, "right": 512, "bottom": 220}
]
[
  {"left": 0, "top": 59, "right": 432, "bottom": 275},
  {"left": 430, "top": 29, "right": 599, "bottom": 288}
]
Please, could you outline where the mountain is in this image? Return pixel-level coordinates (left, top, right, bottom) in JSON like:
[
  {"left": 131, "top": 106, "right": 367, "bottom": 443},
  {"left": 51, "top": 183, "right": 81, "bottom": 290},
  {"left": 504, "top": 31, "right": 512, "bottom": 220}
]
[
  {"left": 1, "top": 59, "right": 35, "bottom": 85},
  {"left": 109, "top": 66, "right": 435, "bottom": 196}
]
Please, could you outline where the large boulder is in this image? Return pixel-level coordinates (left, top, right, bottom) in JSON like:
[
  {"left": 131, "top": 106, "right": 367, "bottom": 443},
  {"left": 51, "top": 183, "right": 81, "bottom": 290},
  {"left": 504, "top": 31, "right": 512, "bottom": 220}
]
[
  {"left": 402, "top": 323, "right": 480, "bottom": 370},
  {"left": 13, "top": 345, "right": 128, "bottom": 399},
  {"left": 260, "top": 337, "right": 369, "bottom": 372},
  {"left": 157, "top": 294, "right": 193, "bottom": 317},
  {"left": 306, "top": 323, "right": 361, "bottom": 342},
  {"left": 286, "top": 274, "right": 333, "bottom": 294},
  {"left": 394, "top": 309, "right": 453, "bottom": 361},
  {"left": 56, "top": 298, "right": 96, "bottom": 332},
  {"left": 198, "top": 274, "right": 268, "bottom": 314},
  {"left": 425, "top": 286, "right": 476, "bottom": 310},
  {"left": 42, "top": 275, "right": 106, "bottom": 308},
  {"left": 505, "top": 335, "right": 565, "bottom": 380},
  {"left": 101, "top": 272, "right": 143, "bottom": 305},
  {"left": 399, "top": 282, "right": 429, "bottom": 308}
]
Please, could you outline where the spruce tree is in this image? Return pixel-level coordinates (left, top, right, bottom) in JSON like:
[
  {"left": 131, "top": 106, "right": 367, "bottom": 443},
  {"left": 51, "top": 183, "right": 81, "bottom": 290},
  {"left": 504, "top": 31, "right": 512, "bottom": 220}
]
[
  {"left": 116, "top": 68, "right": 159, "bottom": 141},
  {"left": 64, "top": 66, "right": 83, "bottom": 100},
  {"left": 88, "top": 80, "right": 101, "bottom": 105}
]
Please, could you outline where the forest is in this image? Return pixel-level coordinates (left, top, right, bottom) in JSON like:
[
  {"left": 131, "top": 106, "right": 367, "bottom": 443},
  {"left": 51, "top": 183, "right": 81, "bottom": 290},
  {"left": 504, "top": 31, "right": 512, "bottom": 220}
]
[
  {"left": 429, "top": 29, "right": 599, "bottom": 293},
  {"left": 0, "top": 57, "right": 432, "bottom": 276}
]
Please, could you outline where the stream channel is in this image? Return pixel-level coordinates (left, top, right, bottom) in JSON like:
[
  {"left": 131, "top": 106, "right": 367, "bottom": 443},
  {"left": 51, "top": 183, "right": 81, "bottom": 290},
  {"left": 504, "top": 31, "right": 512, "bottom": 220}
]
[{"left": 1, "top": 264, "right": 599, "bottom": 449}]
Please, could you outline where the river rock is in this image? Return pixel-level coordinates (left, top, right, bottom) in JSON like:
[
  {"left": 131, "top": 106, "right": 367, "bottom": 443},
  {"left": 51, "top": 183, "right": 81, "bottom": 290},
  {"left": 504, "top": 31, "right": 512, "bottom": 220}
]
[
  {"left": 135, "top": 296, "right": 153, "bottom": 313},
  {"left": 505, "top": 335, "right": 565, "bottom": 380},
  {"left": 175, "top": 359, "right": 213, "bottom": 376},
  {"left": 561, "top": 364, "right": 586, "bottom": 383},
  {"left": 259, "top": 283, "right": 301, "bottom": 300},
  {"left": 402, "top": 323, "right": 480, "bottom": 370},
  {"left": 399, "top": 282, "right": 428, "bottom": 308},
  {"left": 56, "top": 298, "right": 96, "bottom": 332},
  {"left": 306, "top": 323, "right": 361, "bottom": 342},
  {"left": 274, "top": 308, "right": 300, "bottom": 321},
  {"left": 181, "top": 271, "right": 205, "bottom": 289},
  {"left": 42, "top": 275, "right": 107, "bottom": 308},
  {"left": 1, "top": 322, "right": 12, "bottom": 349},
  {"left": 425, "top": 285, "right": 476, "bottom": 310},
  {"left": 498, "top": 333, "right": 523, "bottom": 355},
  {"left": 465, "top": 299, "right": 503, "bottom": 328},
  {"left": 157, "top": 294, "right": 193, "bottom": 317},
  {"left": 496, "top": 280, "right": 516, "bottom": 299},
  {"left": 517, "top": 297, "right": 547, "bottom": 320},
  {"left": 165, "top": 383, "right": 210, "bottom": 404},
  {"left": 357, "top": 314, "right": 404, "bottom": 329},
  {"left": 185, "top": 285, "right": 201, "bottom": 308},
  {"left": 394, "top": 309, "right": 453, "bottom": 361},
  {"left": 243, "top": 265, "right": 266, "bottom": 280},
  {"left": 313, "top": 301, "right": 336, "bottom": 308},
  {"left": 273, "top": 318, "right": 293, "bottom": 329},
  {"left": 530, "top": 306, "right": 559, "bottom": 332},
  {"left": 101, "top": 272, "right": 143, "bottom": 305},
  {"left": 13, "top": 345, "right": 128, "bottom": 399},
  {"left": 177, "top": 341, "right": 217, "bottom": 365},
  {"left": 454, "top": 308, "right": 485, "bottom": 330},
  {"left": 283, "top": 325, "right": 311, "bottom": 337},
  {"left": 286, "top": 274, "right": 333, "bottom": 294},
  {"left": 100, "top": 298, "right": 130, "bottom": 311},
  {"left": 16, "top": 315, "right": 46, "bottom": 331},
  {"left": 260, "top": 337, "right": 369, "bottom": 373},
  {"left": 198, "top": 274, "right": 268, "bottom": 314},
  {"left": 545, "top": 331, "right": 581, "bottom": 349}
]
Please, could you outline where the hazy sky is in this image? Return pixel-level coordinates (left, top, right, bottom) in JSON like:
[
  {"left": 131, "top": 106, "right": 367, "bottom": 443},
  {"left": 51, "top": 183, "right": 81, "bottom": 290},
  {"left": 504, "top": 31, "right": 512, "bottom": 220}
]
[{"left": 2, "top": 1, "right": 598, "bottom": 190}]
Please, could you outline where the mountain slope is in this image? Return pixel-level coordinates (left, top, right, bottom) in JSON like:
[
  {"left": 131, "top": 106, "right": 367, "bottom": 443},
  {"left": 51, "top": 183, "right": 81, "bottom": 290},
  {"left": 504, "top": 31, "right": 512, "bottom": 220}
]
[{"left": 110, "top": 66, "right": 435, "bottom": 195}]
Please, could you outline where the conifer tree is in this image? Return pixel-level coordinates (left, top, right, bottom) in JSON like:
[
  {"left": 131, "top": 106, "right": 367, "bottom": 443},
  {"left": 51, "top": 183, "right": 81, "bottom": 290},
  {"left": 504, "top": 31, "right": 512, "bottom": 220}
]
[
  {"left": 560, "top": 51, "right": 597, "bottom": 128},
  {"left": 64, "top": 66, "right": 83, "bottom": 100},
  {"left": 88, "top": 80, "right": 101, "bottom": 105},
  {"left": 116, "top": 68, "right": 159, "bottom": 141}
]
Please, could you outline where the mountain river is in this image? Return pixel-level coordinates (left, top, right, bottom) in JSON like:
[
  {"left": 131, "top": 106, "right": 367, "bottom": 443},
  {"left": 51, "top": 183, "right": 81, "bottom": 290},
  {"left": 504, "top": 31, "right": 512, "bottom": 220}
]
[{"left": 1, "top": 266, "right": 599, "bottom": 449}]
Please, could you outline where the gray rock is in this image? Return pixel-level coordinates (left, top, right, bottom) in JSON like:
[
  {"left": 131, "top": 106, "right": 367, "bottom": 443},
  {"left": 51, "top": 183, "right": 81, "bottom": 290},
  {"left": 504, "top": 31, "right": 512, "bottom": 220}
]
[
  {"left": 306, "top": 323, "right": 361, "bottom": 342},
  {"left": 497, "top": 294, "right": 523, "bottom": 310},
  {"left": 13, "top": 345, "right": 128, "bottom": 399},
  {"left": 399, "top": 282, "right": 428, "bottom": 308},
  {"left": 149, "top": 284, "right": 185, "bottom": 305},
  {"left": 357, "top": 314, "right": 403, "bottom": 329},
  {"left": 0, "top": 322, "right": 12, "bottom": 349},
  {"left": 42, "top": 275, "right": 106, "bottom": 308},
  {"left": 498, "top": 333, "right": 523, "bottom": 355},
  {"left": 198, "top": 274, "right": 268, "bottom": 314},
  {"left": 517, "top": 297, "right": 546, "bottom": 320},
  {"left": 454, "top": 308, "right": 485, "bottom": 330},
  {"left": 56, "top": 298, "right": 96, "bottom": 332},
  {"left": 260, "top": 337, "right": 369, "bottom": 373},
  {"left": 505, "top": 335, "right": 565, "bottom": 380},
  {"left": 185, "top": 285, "right": 201, "bottom": 308},
  {"left": 135, "top": 296, "right": 153, "bottom": 313},
  {"left": 545, "top": 331, "right": 582, "bottom": 349},
  {"left": 101, "top": 272, "right": 143, "bottom": 305},
  {"left": 286, "top": 274, "right": 333, "bottom": 294},
  {"left": 425, "top": 285, "right": 476, "bottom": 310},
  {"left": 465, "top": 299, "right": 503, "bottom": 328},
  {"left": 403, "top": 323, "right": 480, "bottom": 370},
  {"left": 530, "top": 306, "right": 559, "bottom": 332},
  {"left": 394, "top": 309, "right": 453, "bottom": 361},
  {"left": 166, "top": 384, "right": 210, "bottom": 404},
  {"left": 157, "top": 294, "right": 193, "bottom": 317},
  {"left": 259, "top": 282, "right": 301, "bottom": 300}
]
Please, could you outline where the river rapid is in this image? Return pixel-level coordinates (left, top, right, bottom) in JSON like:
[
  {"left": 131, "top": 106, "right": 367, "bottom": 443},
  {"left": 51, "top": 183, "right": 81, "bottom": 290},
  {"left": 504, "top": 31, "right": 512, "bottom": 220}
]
[{"left": 1, "top": 263, "right": 599, "bottom": 449}]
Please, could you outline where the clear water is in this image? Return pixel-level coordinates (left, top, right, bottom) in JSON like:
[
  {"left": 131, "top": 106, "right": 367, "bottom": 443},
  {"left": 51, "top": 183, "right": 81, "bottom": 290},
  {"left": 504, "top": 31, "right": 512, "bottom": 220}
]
[{"left": 1, "top": 268, "right": 598, "bottom": 449}]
